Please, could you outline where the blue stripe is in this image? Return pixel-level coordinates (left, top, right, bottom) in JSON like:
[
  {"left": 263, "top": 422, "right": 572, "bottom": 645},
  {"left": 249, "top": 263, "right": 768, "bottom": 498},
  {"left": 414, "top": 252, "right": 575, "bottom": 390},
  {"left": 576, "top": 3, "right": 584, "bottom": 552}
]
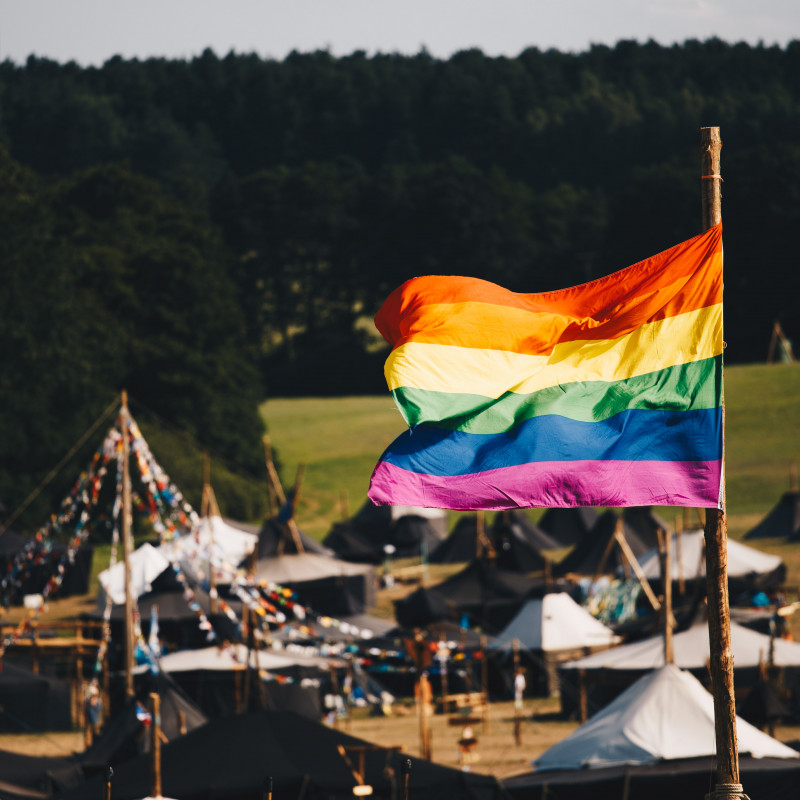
[{"left": 378, "top": 407, "right": 722, "bottom": 477}]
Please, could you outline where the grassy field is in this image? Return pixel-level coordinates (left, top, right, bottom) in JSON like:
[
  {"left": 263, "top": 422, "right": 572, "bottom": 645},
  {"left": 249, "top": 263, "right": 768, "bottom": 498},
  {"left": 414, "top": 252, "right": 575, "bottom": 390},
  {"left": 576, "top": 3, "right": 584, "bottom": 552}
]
[{"left": 261, "top": 362, "right": 800, "bottom": 540}]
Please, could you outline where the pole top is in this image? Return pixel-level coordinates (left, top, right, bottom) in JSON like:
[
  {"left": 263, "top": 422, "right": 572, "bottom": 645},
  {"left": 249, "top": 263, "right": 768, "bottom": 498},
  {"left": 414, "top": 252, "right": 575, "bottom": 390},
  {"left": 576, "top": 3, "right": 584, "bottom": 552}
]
[{"left": 121, "top": 389, "right": 128, "bottom": 409}]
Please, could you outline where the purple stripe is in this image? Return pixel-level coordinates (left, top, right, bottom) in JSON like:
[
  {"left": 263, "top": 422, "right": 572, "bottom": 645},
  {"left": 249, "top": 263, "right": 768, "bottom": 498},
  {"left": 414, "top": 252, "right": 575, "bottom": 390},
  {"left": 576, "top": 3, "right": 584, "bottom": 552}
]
[{"left": 368, "top": 459, "right": 722, "bottom": 510}]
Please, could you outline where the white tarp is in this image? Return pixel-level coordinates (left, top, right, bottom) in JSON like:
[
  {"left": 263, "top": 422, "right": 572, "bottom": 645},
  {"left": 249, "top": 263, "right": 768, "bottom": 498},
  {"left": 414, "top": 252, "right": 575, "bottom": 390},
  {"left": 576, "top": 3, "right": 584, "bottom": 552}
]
[
  {"left": 97, "top": 542, "right": 171, "bottom": 605},
  {"left": 155, "top": 644, "right": 343, "bottom": 673},
  {"left": 635, "top": 529, "right": 783, "bottom": 581},
  {"left": 534, "top": 664, "right": 799, "bottom": 770},
  {"left": 564, "top": 620, "right": 800, "bottom": 671},
  {"left": 490, "top": 593, "right": 622, "bottom": 652},
  {"left": 254, "top": 552, "right": 374, "bottom": 584}
]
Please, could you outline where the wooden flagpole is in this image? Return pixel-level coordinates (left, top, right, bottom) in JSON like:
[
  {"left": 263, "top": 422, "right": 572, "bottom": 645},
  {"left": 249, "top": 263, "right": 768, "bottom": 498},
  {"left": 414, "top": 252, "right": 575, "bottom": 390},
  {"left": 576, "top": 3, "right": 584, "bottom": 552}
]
[
  {"left": 700, "top": 126, "right": 744, "bottom": 799},
  {"left": 120, "top": 391, "right": 135, "bottom": 698}
]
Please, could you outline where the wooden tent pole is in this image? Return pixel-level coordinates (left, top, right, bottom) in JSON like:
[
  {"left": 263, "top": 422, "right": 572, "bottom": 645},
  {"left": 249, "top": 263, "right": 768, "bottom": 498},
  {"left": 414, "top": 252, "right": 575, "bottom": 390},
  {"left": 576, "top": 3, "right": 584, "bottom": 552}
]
[
  {"left": 121, "top": 391, "right": 135, "bottom": 698},
  {"left": 701, "top": 126, "right": 743, "bottom": 798},
  {"left": 262, "top": 436, "right": 278, "bottom": 516},
  {"left": 202, "top": 453, "right": 220, "bottom": 615},
  {"left": 657, "top": 528, "right": 674, "bottom": 664},
  {"left": 150, "top": 692, "right": 162, "bottom": 799}
]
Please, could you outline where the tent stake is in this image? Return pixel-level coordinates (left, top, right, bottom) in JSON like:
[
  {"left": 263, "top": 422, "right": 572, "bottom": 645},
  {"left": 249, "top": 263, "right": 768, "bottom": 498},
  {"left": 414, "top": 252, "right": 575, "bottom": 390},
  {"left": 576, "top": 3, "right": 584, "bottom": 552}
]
[{"left": 700, "top": 126, "right": 744, "bottom": 799}]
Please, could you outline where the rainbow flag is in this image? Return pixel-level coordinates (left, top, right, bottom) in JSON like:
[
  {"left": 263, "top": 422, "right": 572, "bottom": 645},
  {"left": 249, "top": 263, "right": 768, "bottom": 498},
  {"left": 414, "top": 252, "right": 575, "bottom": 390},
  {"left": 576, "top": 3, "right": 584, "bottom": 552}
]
[{"left": 369, "top": 224, "right": 723, "bottom": 511}]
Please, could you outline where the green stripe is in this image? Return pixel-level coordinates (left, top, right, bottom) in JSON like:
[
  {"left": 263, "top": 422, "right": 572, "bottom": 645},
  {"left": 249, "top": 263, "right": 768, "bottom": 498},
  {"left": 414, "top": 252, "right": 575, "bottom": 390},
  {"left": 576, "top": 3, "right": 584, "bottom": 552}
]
[{"left": 392, "top": 356, "right": 722, "bottom": 434}]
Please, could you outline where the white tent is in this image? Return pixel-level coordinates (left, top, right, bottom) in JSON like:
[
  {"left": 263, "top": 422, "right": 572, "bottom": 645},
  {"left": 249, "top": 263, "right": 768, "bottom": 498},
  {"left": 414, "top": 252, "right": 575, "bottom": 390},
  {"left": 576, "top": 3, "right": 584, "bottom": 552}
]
[
  {"left": 564, "top": 620, "right": 800, "bottom": 671},
  {"left": 153, "top": 644, "right": 343, "bottom": 673},
  {"left": 166, "top": 514, "right": 258, "bottom": 569},
  {"left": 534, "top": 664, "right": 798, "bottom": 770},
  {"left": 254, "top": 552, "right": 374, "bottom": 584},
  {"left": 490, "top": 593, "right": 622, "bottom": 652},
  {"left": 635, "top": 529, "right": 783, "bottom": 581},
  {"left": 97, "top": 542, "right": 171, "bottom": 605}
]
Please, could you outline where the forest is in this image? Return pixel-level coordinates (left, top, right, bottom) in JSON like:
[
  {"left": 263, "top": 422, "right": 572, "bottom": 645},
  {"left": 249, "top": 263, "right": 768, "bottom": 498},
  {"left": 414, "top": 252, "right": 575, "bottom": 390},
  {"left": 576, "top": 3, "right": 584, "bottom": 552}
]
[{"left": 1, "top": 38, "right": 798, "bottom": 525}]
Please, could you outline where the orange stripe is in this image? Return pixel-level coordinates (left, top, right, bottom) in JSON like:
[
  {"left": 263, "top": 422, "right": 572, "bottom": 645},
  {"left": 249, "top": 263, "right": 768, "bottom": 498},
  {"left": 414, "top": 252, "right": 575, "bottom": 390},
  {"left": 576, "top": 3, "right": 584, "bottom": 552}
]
[{"left": 376, "top": 223, "right": 722, "bottom": 355}]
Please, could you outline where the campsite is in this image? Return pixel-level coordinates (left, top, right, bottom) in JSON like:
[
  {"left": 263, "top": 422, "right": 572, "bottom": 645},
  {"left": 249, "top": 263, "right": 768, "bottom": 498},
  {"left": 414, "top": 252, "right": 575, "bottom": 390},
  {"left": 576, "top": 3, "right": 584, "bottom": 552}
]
[
  {"left": 2, "top": 19, "right": 800, "bottom": 800},
  {"left": 0, "top": 357, "right": 797, "bottom": 800}
]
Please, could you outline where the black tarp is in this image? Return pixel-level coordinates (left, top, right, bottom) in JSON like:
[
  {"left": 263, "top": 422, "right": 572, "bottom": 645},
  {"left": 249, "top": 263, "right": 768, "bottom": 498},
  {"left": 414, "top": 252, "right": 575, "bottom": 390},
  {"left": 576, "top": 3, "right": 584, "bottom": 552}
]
[
  {"left": 502, "top": 756, "right": 800, "bottom": 800},
  {"left": 745, "top": 491, "right": 800, "bottom": 540},
  {"left": 54, "top": 710, "right": 509, "bottom": 800}
]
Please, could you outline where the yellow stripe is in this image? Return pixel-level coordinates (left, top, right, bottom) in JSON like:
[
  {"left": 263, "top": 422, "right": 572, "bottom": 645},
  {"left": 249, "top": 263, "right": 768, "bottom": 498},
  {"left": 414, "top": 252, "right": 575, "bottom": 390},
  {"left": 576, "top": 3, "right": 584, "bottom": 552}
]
[{"left": 385, "top": 303, "right": 723, "bottom": 397}]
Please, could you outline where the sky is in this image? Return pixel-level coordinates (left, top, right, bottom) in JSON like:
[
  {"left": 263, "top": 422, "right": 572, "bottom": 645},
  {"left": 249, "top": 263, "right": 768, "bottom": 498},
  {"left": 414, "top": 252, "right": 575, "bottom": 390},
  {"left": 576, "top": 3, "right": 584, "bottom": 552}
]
[{"left": 2, "top": 0, "right": 799, "bottom": 67}]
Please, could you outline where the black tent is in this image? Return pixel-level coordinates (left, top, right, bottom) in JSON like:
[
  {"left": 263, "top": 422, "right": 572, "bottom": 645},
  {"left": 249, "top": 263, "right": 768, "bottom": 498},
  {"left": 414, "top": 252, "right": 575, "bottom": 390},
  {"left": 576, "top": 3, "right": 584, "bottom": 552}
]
[
  {"left": 0, "top": 533, "right": 94, "bottom": 606},
  {"left": 621, "top": 506, "right": 672, "bottom": 550},
  {"left": 81, "top": 672, "right": 208, "bottom": 777},
  {"left": 490, "top": 511, "right": 558, "bottom": 571},
  {"left": 538, "top": 507, "right": 599, "bottom": 547},
  {"left": 54, "top": 710, "right": 508, "bottom": 800},
  {"left": 745, "top": 491, "right": 800, "bottom": 540},
  {"left": 429, "top": 516, "right": 482, "bottom": 564},
  {"left": 553, "top": 510, "right": 651, "bottom": 578},
  {"left": 503, "top": 756, "right": 800, "bottom": 800},
  {"left": 430, "top": 513, "right": 556, "bottom": 571},
  {"left": 0, "top": 661, "right": 73, "bottom": 733},
  {"left": 393, "top": 559, "right": 556, "bottom": 632},
  {"left": 0, "top": 748, "right": 83, "bottom": 800},
  {"left": 256, "top": 517, "right": 333, "bottom": 557},
  {"left": 323, "top": 501, "right": 447, "bottom": 564}
]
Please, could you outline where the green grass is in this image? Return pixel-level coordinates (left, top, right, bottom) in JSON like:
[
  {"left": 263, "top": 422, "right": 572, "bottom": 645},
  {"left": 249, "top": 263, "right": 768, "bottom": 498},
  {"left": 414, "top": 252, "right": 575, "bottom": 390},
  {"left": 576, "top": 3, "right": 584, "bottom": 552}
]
[{"left": 261, "top": 363, "right": 800, "bottom": 546}]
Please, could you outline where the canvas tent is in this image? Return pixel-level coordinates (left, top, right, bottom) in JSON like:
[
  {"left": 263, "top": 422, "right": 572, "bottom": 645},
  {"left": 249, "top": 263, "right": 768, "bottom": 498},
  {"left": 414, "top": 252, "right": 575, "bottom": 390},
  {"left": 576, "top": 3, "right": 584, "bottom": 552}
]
[
  {"left": 558, "top": 620, "right": 800, "bottom": 717},
  {"left": 393, "top": 559, "right": 555, "bottom": 633},
  {"left": 504, "top": 754, "right": 800, "bottom": 800},
  {"left": 161, "top": 515, "right": 258, "bottom": 583},
  {"left": 428, "top": 515, "right": 483, "bottom": 564},
  {"left": 54, "top": 710, "right": 508, "bottom": 800},
  {"left": 429, "top": 512, "right": 556, "bottom": 570},
  {"left": 0, "top": 529, "right": 94, "bottom": 606},
  {"left": 538, "top": 507, "right": 599, "bottom": 547},
  {"left": 504, "top": 666, "right": 800, "bottom": 800},
  {"left": 97, "top": 543, "right": 173, "bottom": 606},
  {"left": 151, "top": 644, "right": 334, "bottom": 719},
  {"left": 256, "top": 517, "right": 333, "bottom": 558},
  {"left": 634, "top": 528, "right": 786, "bottom": 596},
  {"left": 0, "top": 747, "right": 83, "bottom": 800},
  {"left": 745, "top": 491, "right": 800, "bottom": 541},
  {"left": 553, "top": 510, "right": 652, "bottom": 578},
  {"left": 490, "top": 511, "right": 559, "bottom": 570},
  {"left": 534, "top": 664, "right": 797, "bottom": 770},
  {"left": 323, "top": 501, "right": 447, "bottom": 564},
  {"left": 81, "top": 673, "right": 208, "bottom": 777},
  {"left": 0, "top": 661, "right": 73, "bottom": 733},
  {"left": 253, "top": 552, "right": 376, "bottom": 615},
  {"left": 489, "top": 593, "right": 621, "bottom": 695}
]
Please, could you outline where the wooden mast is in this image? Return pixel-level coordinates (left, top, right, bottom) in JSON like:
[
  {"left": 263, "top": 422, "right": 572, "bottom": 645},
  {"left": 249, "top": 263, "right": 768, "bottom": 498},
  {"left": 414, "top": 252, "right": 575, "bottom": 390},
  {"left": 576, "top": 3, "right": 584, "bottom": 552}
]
[
  {"left": 700, "top": 126, "right": 744, "bottom": 798},
  {"left": 121, "top": 390, "right": 135, "bottom": 698}
]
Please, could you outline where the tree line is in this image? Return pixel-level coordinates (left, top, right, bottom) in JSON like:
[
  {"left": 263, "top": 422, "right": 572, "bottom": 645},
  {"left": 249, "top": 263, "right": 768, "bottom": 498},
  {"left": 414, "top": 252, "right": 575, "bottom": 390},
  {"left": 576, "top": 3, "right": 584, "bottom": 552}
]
[{"left": 1, "top": 38, "right": 798, "bottom": 524}]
